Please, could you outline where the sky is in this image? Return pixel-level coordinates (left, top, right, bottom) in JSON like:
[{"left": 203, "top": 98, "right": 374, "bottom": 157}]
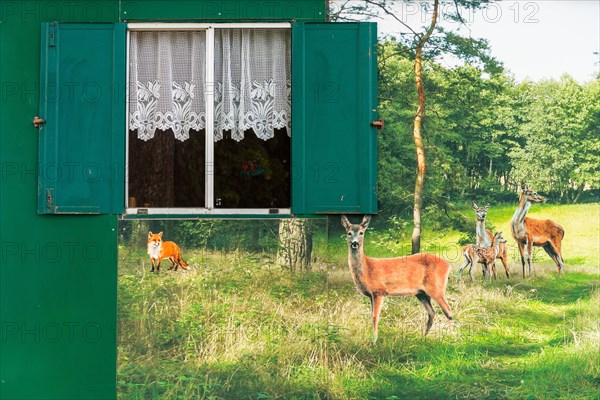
[{"left": 343, "top": 0, "right": 600, "bottom": 82}]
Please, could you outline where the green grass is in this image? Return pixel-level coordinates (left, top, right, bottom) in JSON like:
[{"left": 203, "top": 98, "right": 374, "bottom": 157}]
[{"left": 118, "top": 203, "right": 599, "bottom": 399}]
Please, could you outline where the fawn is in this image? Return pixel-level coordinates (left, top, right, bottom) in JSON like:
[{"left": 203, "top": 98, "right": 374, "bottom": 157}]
[
  {"left": 341, "top": 215, "right": 453, "bottom": 341},
  {"left": 474, "top": 232, "right": 507, "bottom": 280}
]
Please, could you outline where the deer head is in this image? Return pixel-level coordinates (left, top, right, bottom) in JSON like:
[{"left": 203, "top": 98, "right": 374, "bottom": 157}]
[
  {"left": 472, "top": 202, "right": 490, "bottom": 222},
  {"left": 492, "top": 231, "right": 507, "bottom": 245},
  {"left": 520, "top": 183, "right": 547, "bottom": 204},
  {"left": 341, "top": 215, "right": 371, "bottom": 251}
]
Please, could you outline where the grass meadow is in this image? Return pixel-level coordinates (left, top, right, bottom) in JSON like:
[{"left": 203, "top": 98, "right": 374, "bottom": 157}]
[{"left": 117, "top": 203, "right": 599, "bottom": 399}]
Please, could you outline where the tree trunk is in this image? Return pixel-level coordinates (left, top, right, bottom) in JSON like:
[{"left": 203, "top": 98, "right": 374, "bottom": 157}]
[
  {"left": 411, "top": 51, "right": 425, "bottom": 254},
  {"left": 572, "top": 183, "right": 585, "bottom": 204},
  {"left": 410, "top": 0, "right": 439, "bottom": 255},
  {"left": 277, "top": 219, "right": 312, "bottom": 272},
  {"left": 249, "top": 225, "right": 260, "bottom": 252},
  {"left": 130, "top": 220, "right": 151, "bottom": 248}
]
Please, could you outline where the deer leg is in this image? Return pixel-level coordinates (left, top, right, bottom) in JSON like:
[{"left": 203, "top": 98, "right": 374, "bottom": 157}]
[
  {"left": 499, "top": 248, "right": 510, "bottom": 278},
  {"left": 484, "top": 262, "right": 492, "bottom": 281},
  {"left": 554, "top": 242, "right": 565, "bottom": 278},
  {"left": 432, "top": 293, "right": 453, "bottom": 322},
  {"left": 469, "top": 261, "right": 474, "bottom": 282},
  {"left": 472, "top": 253, "right": 481, "bottom": 281},
  {"left": 526, "top": 239, "right": 534, "bottom": 276},
  {"left": 517, "top": 242, "right": 526, "bottom": 278},
  {"left": 416, "top": 292, "right": 435, "bottom": 336},
  {"left": 371, "top": 294, "right": 385, "bottom": 343},
  {"left": 457, "top": 252, "right": 471, "bottom": 281},
  {"left": 479, "top": 257, "right": 489, "bottom": 280},
  {"left": 543, "top": 243, "right": 564, "bottom": 278},
  {"left": 491, "top": 261, "right": 497, "bottom": 280},
  {"left": 550, "top": 241, "right": 565, "bottom": 278}
]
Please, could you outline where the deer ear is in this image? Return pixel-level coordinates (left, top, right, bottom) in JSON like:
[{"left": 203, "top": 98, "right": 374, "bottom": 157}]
[
  {"left": 341, "top": 215, "right": 351, "bottom": 229},
  {"left": 360, "top": 215, "right": 371, "bottom": 229},
  {"left": 472, "top": 202, "right": 478, "bottom": 210},
  {"left": 521, "top": 182, "right": 527, "bottom": 190},
  {"left": 485, "top": 203, "right": 490, "bottom": 210}
]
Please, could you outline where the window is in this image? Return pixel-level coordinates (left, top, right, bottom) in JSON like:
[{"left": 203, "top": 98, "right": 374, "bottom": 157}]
[
  {"left": 126, "top": 24, "right": 291, "bottom": 214},
  {"left": 37, "top": 22, "right": 378, "bottom": 216}
]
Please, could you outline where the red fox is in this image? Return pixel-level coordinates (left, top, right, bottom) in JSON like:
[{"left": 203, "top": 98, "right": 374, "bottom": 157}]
[{"left": 147, "top": 231, "right": 190, "bottom": 272}]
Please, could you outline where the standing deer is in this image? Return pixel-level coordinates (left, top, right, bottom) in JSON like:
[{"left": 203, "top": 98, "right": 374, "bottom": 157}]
[
  {"left": 457, "top": 203, "right": 510, "bottom": 280},
  {"left": 341, "top": 215, "right": 453, "bottom": 341},
  {"left": 511, "top": 183, "right": 565, "bottom": 277},
  {"left": 474, "top": 232, "right": 507, "bottom": 280}
]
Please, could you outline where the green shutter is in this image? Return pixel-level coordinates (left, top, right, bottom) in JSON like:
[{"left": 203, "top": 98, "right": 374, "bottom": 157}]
[
  {"left": 291, "top": 22, "right": 378, "bottom": 215},
  {"left": 38, "top": 23, "right": 126, "bottom": 214}
]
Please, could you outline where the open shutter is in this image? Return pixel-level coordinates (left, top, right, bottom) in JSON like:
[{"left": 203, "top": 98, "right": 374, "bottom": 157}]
[
  {"left": 38, "top": 23, "right": 126, "bottom": 214},
  {"left": 291, "top": 22, "right": 378, "bottom": 215}
]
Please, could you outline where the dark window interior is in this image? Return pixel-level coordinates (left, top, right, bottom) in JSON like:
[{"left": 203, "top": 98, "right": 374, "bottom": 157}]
[
  {"left": 127, "top": 129, "right": 205, "bottom": 208},
  {"left": 214, "top": 128, "right": 290, "bottom": 209},
  {"left": 127, "top": 127, "right": 290, "bottom": 209}
]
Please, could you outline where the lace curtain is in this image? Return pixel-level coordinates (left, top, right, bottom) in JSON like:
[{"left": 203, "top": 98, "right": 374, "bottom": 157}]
[
  {"left": 129, "top": 29, "right": 291, "bottom": 142},
  {"left": 214, "top": 29, "right": 291, "bottom": 141},
  {"left": 129, "top": 31, "right": 206, "bottom": 141}
]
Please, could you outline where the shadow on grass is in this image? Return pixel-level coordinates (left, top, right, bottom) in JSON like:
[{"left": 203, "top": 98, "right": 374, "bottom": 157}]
[
  {"left": 509, "top": 273, "right": 597, "bottom": 305},
  {"left": 119, "top": 358, "right": 331, "bottom": 399},
  {"left": 329, "top": 326, "right": 598, "bottom": 400}
]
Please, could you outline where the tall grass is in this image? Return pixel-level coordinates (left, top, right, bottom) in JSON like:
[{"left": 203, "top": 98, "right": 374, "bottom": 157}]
[{"left": 118, "top": 204, "right": 599, "bottom": 399}]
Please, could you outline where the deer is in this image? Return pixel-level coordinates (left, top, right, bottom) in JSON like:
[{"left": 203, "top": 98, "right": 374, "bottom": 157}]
[
  {"left": 457, "top": 203, "right": 510, "bottom": 281},
  {"left": 341, "top": 215, "right": 453, "bottom": 341},
  {"left": 474, "top": 232, "right": 507, "bottom": 280},
  {"left": 511, "top": 183, "right": 565, "bottom": 278}
]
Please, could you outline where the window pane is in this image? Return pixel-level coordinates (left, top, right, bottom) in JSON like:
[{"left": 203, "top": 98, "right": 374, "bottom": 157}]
[
  {"left": 127, "top": 31, "right": 207, "bottom": 208},
  {"left": 214, "top": 129, "right": 290, "bottom": 208},
  {"left": 128, "top": 129, "right": 205, "bottom": 208},
  {"left": 213, "top": 28, "right": 291, "bottom": 209}
]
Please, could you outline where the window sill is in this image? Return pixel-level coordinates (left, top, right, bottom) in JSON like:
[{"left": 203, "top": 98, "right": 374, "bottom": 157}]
[{"left": 120, "top": 208, "right": 292, "bottom": 219}]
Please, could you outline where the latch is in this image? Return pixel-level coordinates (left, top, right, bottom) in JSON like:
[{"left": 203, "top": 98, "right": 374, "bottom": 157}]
[
  {"left": 48, "top": 23, "right": 56, "bottom": 47},
  {"left": 33, "top": 116, "right": 46, "bottom": 128},
  {"left": 370, "top": 119, "right": 384, "bottom": 130},
  {"left": 46, "top": 188, "right": 54, "bottom": 211}
]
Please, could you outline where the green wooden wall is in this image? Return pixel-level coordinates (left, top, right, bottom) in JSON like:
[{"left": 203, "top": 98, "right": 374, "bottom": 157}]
[{"left": 0, "top": 1, "right": 326, "bottom": 399}]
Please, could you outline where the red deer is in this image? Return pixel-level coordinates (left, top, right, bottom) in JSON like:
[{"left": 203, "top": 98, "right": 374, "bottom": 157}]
[
  {"left": 458, "top": 203, "right": 510, "bottom": 280},
  {"left": 474, "top": 232, "right": 507, "bottom": 280},
  {"left": 341, "top": 215, "right": 453, "bottom": 341},
  {"left": 511, "top": 184, "right": 565, "bottom": 277}
]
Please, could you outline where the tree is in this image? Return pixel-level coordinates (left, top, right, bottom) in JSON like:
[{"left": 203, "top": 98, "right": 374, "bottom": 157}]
[
  {"left": 331, "top": 0, "right": 496, "bottom": 252},
  {"left": 277, "top": 219, "right": 312, "bottom": 272},
  {"left": 410, "top": 0, "right": 438, "bottom": 254},
  {"left": 509, "top": 75, "right": 600, "bottom": 202}
]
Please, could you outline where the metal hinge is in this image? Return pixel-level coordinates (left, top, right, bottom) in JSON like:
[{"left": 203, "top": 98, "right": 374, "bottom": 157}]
[
  {"left": 48, "top": 23, "right": 56, "bottom": 47},
  {"left": 46, "top": 188, "right": 54, "bottom": 211}
]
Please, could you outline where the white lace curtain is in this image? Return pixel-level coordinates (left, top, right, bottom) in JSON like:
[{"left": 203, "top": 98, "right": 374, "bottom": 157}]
[
  {"left": 129, "top": 31, "right": 206, "bottom": 141},
  {"left": 128, "top": 29, "right": 291, "bottom": 142}
]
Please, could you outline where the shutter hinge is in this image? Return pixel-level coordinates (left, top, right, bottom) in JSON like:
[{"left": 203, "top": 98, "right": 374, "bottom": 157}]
[
  {"left": 48, "top": 23, "right": 56, "bottom": 47},
  {"left": 46, "top": 188, "right": 54, "bottom": 211}
]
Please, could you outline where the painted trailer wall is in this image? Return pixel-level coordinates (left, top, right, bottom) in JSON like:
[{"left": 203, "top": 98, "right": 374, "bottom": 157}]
[{"left": 0, "top": 2, "right": 326, "bottom": 399}]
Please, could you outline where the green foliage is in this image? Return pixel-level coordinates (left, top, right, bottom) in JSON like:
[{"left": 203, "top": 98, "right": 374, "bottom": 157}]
[
  {"left": 376, "top": 37, "right": 598, "bottom": 221},
  {"left": 509, "top": 76, "right": 600, "bottom": 201}
]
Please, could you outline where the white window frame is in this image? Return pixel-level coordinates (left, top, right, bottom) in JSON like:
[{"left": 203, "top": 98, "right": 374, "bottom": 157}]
[{"left": 124, "top": 23, "right": 292, "bottom": 216}]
